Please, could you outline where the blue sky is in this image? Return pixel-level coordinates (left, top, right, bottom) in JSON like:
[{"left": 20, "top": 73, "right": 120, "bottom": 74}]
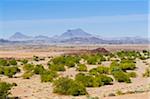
[{"left": 0, "top": 0, "right": 148, "bottom": 38}]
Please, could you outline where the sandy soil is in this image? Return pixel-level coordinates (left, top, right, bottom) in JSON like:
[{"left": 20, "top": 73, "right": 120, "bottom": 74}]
[
  {"left": 0, "top": 58, "right": 149, "bottom": 99},
  {"left": 0, "top": 51, "right": 65, "bottom": 58},
  {"left": 103, "top": 92, "right": 150, "bottom": 99},
  {"left": 0, "top": 44, "right": 150, "bottom": 99},
  {"left": 0, "top": 44, "right": 149, "bottom": 58}
]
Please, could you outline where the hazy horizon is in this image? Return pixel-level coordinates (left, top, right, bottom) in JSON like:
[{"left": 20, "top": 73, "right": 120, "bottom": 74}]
[
  {"left": 0, "top": 0, "right": 148, "bottom": 38},
  {"left": 1, "top": 28, "right": 149, "bottom": 40}
]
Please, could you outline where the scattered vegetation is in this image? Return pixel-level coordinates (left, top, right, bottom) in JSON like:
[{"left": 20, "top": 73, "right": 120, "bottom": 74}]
[
  {"left": 0, "top": 66, "right": 20, "bottom": 77},
  {"left": 86, "top": 96, "right": 99, "bottom": 99},
  {"left": 22, "top": 72, "right": 34, "bottom": 79},
  {"left": 48, "top": 55, "right": 80, "bottom": 68},
  {"left": 81, "top": 53, "right": 106, "bottom": 65},
  {"left": 33, "top": 55, "right": 40, "bottom": 61},
  {"left": 0, "top": 82, "right": 16, "bottom": 99},
  {"left": 0, "top": 59, "right": 9, "bottom": 66},
  {"left": 143, "top": 67, "right": 150, "bottom": 77},
  {"left": 23, "top": 64, "right": 35, "bottom": 72},
  {"left": 41, "top": 70, "right": 58, "bottom": 82},
  {"left": 127, "top": 72, "right": 137, "bottom": 78},
  {"left": 49, "top": 63, "right": 65, "bottom": 71},
  {"left": 34, "top": 64, "right": 45, "bottom": 74},
  {"left": 76, "top": 64, "right": 87, "bottom": 71},
  {"left": 89, "top": 66, "right": 109, "bottom": 75},
  {"left": 116, "top": 90, "right": 124, "bottom": 95},
  {"left": 75, "top": 73, "right": 113, "bottom": 87},
  {"left": 75, "top": 73, "right": 100, "bottom": 87},
  {"left": 53, "top": 77, "right": 87, "bottom": 96},
  {"left": 20, "top": 59, "right": 28, "bottom": 64},
  {"left": 1, "top": 50, "right": 149, "bottom": 97},
  {"left": 9, "top": 59, "right": 17, "bottom": 65},
  {"left": 119, "top": 60, "right": 136, "bottom": 71},
  {"left": 112, "top": 71, "right": 131, "bottom": 83}
]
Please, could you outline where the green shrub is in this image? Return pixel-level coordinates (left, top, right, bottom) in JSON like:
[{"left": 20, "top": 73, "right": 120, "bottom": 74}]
[
  {"left": 140, "top": 50, "right": 150, "bottom": 60},
  {"left": 64, "top": 56, "right": 79, "bottom": 67},
  {"left": 89, "top": 68, "right": 98, "bottom": 75},
  {"left": 33, "top": 55, "right": 39, "bottom": 61},
  {"left": 53, "top": 77, "right": 87, "bottom": 96},
  {"left": 116, "top": 90, "right": 124, "bottom": 95},
  {"left": 0, "top": 66, "right": 3, "bottom": 74},
  {"left": 49, "top": 56, "right": 65, "bottom": 65},
  {"left": 67, "top": 81, "right": 87, "bottom": 96},
  {"left": 142, "top": 50, "right": 148, "bottom": 53},
  {"left": 139, "top": 56, "right": 147, "bottom": 60},
  {"left": 76, "top": 64, "right": 87, "bottom": 71},
  {"left": 117, "top": 51, "right": 140, "bottom": 60},
  {"left": 143, "top": 68, "right": 150, "bottom": 77},
  {"left": 0, "top": 59, "right": 9, "bottom": 66},
  {"left": 89, "top": 66, "right": 109, "bottom": 75},
  {"left": 49, "top": 55, "right": 80, "bottom": 68},
  {"left": 120, "top": 59, "right": 135, "bottom": 63},
  {"left": 119, "top": 62, "right": 136, "bottom": 71},
  {"left": 112, "top": 71, "right": 131, "bottom": 83},
  {"left": 75, "top": 73, "right": 100, "bottom": 87},
  {"left": 3, "top": 66, "right": 20, "bottom": 78},
  {"left": 22, "top": 72, "right": 33, "bottom": 79},
  {"left": 108, "top": 93, "right": 116, "bottom": 96},
  {"left": 86, "top": 57, "right": 97, "bottom": 65},
  {"left": 41, "top": 73, "right": 53, "bottom": 82},
  {"left": 82, "top": 54, "right": 106, "bottom": 65},
  {"left": 41, "top": 70, "right": 58, "bottom": 82},
  {"left": 95, "top": 75, "right": 113, "bottom": 85},
  {"left": 21, "top": 59, "right": 28, "bottom": 64},
  {"left": 109, "top": 61, "right": 119, "bottom": 71},
  {"left": 110, "top": 66, "right": 122, "bottom": 74},
  {"left": 49, "top": 63, "right": 65, "bottom": 71},
  {"left": 97, "top": 66, "right": 109, "bottom": 74},
  {"left": 9, "top": 59, "right": 17, "bottom": 65},
  {"left": 127, "top": 72, "right": 137, "bottom": 78},
  {"left": 34, "top": 64, "right": 45, "bottom": 74},
  {"left": 0, "top": 82, "right": 14, "bottom": 99},
  {"left": 111, "top": 61, "right": 119, "bottom": 66},
  {"left": 65, "top": 61, "right": 75, "bottom": 68},
  {"left": 86, "top": 96, "right": 99, "bottom": 99},
  {"left": 23, "top": 64, "right": 34, "bottom": 72},
  {"left": 22, "top": 64, "right": 34, "bottom": 79}
]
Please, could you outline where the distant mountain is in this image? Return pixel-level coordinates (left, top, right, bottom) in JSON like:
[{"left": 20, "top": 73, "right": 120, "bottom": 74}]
[
  {"left": 114, "top": 36, "right": 149, "bottom": 44},
  {"left": 9, "top": 32, "right": 32, "bottom": 41},
  {"left": 34, "top": 35, "right": 50, "bottom": 40},
  {"left": 5, "top": 29, "right": 150, "bottom": 44},
  {"left": 59, "top": 28, "right": 92, "bottom": 39},
  {"left": 9, "top": 32, "right": 52, "bottom": 41},
  {"left": 61, "top": 37, "right": 106, "bottom": 44},
  {"left": 0, "top": 39, "right": 10, "bottom": 43},
  {"left": 0, "top": 39, "right": 24, "bottom": 44}
]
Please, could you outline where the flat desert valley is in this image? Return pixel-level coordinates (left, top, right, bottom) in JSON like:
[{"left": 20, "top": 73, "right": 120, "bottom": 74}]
[
  {"left": 0, "top": 44, "right": 150, "bottom": 99},
  {"left": 0, "top": 44, "right": 149, "bottom": 58}
]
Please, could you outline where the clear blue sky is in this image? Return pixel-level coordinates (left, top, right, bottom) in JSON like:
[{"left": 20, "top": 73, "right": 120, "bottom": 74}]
[{"left": 0, "top": 0, "right": 148, "bottom": 38}]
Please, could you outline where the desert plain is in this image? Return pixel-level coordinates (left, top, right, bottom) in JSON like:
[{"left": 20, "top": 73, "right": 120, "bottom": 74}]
[{"left": 0, "top": 44, "right": 150, "bottom": 99}]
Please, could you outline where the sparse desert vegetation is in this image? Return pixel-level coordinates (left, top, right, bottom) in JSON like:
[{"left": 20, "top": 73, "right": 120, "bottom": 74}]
[{"left": 0, "top": 45, "right": 149, "bottom": 99}]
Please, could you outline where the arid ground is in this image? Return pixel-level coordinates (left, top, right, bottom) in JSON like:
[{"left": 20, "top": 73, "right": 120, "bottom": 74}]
[
  {"left": 0, "top": 44, "right": 150, "bottom": 99},
  {"left": 0, "top": 44, "right": 149, "bottom": 58}
]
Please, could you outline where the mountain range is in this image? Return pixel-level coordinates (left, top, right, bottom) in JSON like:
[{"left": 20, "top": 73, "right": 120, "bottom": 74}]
[{"left": 1, "top": 28, "right": 149, "bottom": 44}]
